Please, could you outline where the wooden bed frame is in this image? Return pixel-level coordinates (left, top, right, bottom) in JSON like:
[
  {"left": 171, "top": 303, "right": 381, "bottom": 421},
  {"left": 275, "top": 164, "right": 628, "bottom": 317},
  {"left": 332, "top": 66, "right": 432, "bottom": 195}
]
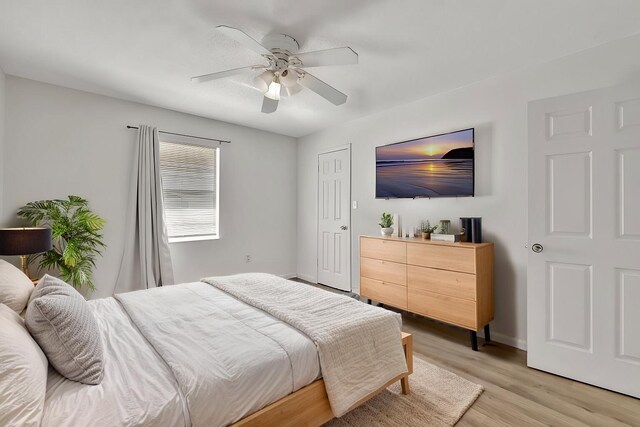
[{"left": 233, "top": 332, "right": 413, "bottom": 427}]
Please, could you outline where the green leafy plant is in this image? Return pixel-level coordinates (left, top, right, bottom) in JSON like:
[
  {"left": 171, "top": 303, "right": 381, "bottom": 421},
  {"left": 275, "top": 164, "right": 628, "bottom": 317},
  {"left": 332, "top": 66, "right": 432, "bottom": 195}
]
[
  {"left": 379, "top": 212, "right": 393, "bottom": 228},
  {"left": 18, "top": 196, "right": 106, "bottom": 291},
  {"left": 421, "top": 220, "right": 438, "bottom": 234}
]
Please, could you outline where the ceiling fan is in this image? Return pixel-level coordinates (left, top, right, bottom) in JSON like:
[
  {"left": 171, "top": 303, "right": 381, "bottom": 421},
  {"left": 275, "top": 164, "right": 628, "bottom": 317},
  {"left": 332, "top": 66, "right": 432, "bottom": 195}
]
[{"left": 192, "top": 26, "right": 358, "bottom": 113}]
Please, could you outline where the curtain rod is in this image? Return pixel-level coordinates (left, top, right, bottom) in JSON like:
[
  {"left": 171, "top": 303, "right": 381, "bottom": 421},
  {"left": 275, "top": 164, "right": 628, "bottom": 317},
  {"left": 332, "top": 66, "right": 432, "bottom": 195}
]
[{"left": 126, "top": 125, "right": 231, "bottom": 144}]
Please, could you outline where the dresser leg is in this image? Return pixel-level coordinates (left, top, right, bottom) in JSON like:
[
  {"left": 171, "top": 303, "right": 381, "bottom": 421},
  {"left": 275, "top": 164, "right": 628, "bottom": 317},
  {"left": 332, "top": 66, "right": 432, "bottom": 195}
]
[
  {"left": 469, "top": 331, "right": 478, "bottom": 351},
  {"left": 367, "top": 298, "right": 372, "bottom": 304},
  {"left": 484, "top": 324, "right": 491, "bottom": 343}
]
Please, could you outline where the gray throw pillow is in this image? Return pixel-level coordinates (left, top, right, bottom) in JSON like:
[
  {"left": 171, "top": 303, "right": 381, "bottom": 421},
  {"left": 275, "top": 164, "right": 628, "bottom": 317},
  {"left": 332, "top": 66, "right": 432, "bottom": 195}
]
[{"left": 25, "top": 275, "right": 104, "bottom": 385}]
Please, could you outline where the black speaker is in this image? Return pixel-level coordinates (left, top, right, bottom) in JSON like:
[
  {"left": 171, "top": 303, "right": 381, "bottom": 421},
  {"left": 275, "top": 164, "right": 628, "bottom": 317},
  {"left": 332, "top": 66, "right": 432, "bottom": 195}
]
[{"left": 470, "top": 217, "right": 482, "bottom": 243}]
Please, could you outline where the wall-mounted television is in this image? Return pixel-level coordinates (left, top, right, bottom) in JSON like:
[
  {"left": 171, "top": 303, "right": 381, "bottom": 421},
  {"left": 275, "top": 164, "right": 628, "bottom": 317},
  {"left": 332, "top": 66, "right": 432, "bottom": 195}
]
[{"left": 376, "top": 128, "right": 474, "bottom": 199}]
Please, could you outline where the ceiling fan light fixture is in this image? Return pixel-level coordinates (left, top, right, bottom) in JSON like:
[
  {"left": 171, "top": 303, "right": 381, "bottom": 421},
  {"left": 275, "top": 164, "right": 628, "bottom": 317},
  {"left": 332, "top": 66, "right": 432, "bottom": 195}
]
[
  {"left": 265, "top": 75, "right": 281, "bottom": 100},
  {"left": 280, "top": 69, "right": 299, "bottom": 87},
  {"left": 193, "top": 26, "right": 357, "bottom": 113},
  {"left": 253, "top": 70, "right": 274, "bottom": 93},
  {"left": 281, "top": 83, "right": 303, "bottom": 97}
]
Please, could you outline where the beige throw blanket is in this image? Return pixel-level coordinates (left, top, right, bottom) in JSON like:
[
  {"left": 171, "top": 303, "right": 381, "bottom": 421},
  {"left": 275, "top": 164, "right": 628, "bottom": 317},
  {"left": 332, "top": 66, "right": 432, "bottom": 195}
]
[{"left": 201, "top": 273, "right": 408, "bottom": 417}]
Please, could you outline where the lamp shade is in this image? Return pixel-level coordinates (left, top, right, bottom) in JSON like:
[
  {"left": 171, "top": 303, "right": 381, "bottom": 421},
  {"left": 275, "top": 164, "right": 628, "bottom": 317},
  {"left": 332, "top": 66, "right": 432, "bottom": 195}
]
[
  {"left": 0, "top": 228, "right": 52, "bottom": 256},
  {"left": 265, "top": 80, "right": 281, "bottom": 100},
  {"left": 280, "top": 69, "right": 298, "bottom": 88},
  {"left": 281, "top": 83, "right": 303, "bottom": 97},
  {"left": 253, "top": 71, "right": 274, "bottom": 93}
]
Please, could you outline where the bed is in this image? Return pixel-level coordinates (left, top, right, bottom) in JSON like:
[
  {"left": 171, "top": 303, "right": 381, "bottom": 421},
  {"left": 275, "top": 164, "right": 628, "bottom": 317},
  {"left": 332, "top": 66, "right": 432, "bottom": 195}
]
[{"left": 37, "top": 274, "right": 412, "bottom": 427}]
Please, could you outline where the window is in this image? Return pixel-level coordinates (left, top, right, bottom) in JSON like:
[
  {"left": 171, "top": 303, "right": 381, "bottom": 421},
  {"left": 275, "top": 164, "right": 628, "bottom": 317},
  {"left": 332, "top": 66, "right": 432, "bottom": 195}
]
[{"left": 159, "top": 141, "right": 219, "bottom": 242}]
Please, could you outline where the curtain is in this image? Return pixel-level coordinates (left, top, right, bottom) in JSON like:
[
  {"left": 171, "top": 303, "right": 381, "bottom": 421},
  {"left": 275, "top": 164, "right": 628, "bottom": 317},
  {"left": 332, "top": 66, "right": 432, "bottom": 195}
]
[{"left": 115, "top": 125, "right": 174, "bottom": 293}]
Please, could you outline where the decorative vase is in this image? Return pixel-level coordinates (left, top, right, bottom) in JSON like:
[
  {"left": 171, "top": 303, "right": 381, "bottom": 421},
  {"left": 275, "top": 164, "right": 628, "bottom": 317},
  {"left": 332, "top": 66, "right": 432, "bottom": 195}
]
[
  {"left": 421, "top": 232, "right": 430, "bottom": 240},
  {"left": 381, "top": 227, "right": 394, "bottom": 236}
]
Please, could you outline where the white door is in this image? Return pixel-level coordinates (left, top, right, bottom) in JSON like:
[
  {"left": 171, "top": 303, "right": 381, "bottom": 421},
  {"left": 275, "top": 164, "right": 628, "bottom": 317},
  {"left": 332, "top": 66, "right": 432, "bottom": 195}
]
[
  {"left": 528, "top": 81, "right": 640, "bottom": 398},
  {"left": 318, "top": 147, "right": 351, "bottom": 291}
]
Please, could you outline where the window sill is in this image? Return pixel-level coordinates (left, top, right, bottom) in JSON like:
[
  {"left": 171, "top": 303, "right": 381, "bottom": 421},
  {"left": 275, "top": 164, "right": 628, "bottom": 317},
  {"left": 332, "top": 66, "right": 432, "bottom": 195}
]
[{"left": 168, "top": 235, "right": 219, "bottom": 244}]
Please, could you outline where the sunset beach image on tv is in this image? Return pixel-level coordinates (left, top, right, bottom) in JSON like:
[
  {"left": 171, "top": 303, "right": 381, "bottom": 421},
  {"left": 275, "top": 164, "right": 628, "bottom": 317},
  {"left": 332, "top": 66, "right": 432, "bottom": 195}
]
[{"left": 376, "top": 128, "right": 474, "bottom": 198}]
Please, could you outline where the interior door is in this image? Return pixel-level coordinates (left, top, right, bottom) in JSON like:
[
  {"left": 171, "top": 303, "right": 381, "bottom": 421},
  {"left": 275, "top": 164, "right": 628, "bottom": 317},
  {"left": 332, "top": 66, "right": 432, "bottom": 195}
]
[
  {"left": 317, "top": 147, "right": 351, "bottom": 291},
  {"left": 528, "top": 81, "right": 640, "bottom": 398}
]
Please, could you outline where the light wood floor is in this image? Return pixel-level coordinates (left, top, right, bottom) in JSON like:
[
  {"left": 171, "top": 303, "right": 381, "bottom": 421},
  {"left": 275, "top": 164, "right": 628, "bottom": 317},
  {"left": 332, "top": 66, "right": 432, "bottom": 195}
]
[{"left": 299, "top": 280, "right": 640, "bottom": 426}]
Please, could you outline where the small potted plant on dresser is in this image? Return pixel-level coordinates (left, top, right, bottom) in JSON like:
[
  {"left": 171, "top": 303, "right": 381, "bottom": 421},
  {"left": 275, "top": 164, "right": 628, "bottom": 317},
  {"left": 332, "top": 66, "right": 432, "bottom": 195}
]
[
  {"left": 379, "top": 212, "right": 394, "bottom": 236},
  {"left": 420, "top": 221, "right": 438, "bottom": 239}
]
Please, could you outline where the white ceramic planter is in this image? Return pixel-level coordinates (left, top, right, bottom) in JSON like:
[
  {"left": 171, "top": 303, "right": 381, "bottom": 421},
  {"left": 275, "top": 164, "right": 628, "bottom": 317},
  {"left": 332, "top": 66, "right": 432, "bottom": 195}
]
[{"left": 381, "top": 227, "right": 394, "bottom": 236}]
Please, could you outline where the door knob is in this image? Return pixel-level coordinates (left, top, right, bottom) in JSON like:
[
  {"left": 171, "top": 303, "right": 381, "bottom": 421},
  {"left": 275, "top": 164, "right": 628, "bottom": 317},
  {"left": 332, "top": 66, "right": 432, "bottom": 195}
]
[
  {"left": 340, "top": 225, "right": 348, "bottom": 230},
  {"left": 531, "top": 243, "right": 543, "bottom": 253}
]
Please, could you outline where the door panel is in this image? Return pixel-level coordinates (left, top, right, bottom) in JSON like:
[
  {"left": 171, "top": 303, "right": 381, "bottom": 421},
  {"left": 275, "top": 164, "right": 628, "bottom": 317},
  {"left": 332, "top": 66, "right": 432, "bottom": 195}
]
[
  {"left": 616, "top": 97, "right": 640, "bottom": 130},
  {"left": 616, "top": 148, "right": 640, "bottom": 239},
  {"left": 528, "top": 82, "right": 640, "bottom": 398},
  {"left": 317, "top": 148, "right": 351, "bottom": 291},
  {"left": 547, "top": 152, "right": 592, "bottom": 237},
  {"left": 616, "top": 268, "right": 640, "bottom": 363},
  {"left": 546, "top": 106, "right": 592, "bottom": 140},
  {"left": 333, "top": 233, "right": 342, "bottom": 274},
  {"left": 547, "top": 262, "right": 592, "bottom": 351}
]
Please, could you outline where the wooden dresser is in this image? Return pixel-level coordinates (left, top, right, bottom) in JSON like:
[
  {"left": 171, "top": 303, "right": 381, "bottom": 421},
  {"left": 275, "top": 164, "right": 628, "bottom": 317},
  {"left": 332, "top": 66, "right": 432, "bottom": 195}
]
[{"left": 360, "top": 235, "right": 494, "bottom": 350}]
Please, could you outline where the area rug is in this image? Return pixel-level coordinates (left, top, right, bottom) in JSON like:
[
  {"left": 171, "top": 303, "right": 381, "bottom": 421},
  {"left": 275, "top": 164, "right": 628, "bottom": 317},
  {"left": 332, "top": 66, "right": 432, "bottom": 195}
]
[{"left": 324, "top": 356, "right": 483, "bottom": 426}]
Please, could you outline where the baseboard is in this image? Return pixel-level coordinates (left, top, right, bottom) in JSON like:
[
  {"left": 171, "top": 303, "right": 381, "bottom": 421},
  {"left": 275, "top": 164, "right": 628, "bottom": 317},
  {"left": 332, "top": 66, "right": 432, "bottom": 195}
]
[
  {"left": 482, "top": 331, "right": 527, "bottom": 351},
  {"left": 279, "top": 273, "right": 298, "bottom": 280},
  {"left": 294, "top": 273, "right": 316, "bottom": 284}
]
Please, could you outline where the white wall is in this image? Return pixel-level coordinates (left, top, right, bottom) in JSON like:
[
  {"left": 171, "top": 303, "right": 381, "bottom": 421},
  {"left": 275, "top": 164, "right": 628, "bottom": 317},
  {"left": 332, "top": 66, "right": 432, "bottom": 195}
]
[
  {"left": 3, "top": 77, "right": 297, "bottom": 298},
  {"left": 0, "top": 67, "right": 5, "bottom": 216},
  {"left": 297, "top": 34, "right": 640, "bottom": 350}
]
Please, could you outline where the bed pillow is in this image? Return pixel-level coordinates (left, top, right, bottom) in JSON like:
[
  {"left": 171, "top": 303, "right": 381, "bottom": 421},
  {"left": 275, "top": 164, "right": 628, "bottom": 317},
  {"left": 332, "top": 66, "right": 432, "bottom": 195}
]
[
  {"left": 0, "top": 303, "right": 48, "bottom": 426},
  {"left": 26, "top": 275, "right": 104, "bottom": 385},
  {"left": 0, "top": 259, "right": 34, "bottom": 313}
]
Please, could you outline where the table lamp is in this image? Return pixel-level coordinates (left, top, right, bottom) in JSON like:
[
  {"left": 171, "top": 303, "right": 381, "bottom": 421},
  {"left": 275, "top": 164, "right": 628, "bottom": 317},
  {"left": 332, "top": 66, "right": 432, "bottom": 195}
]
[{"left": 0, "top": 227, "right": 53, "bottom": 279}]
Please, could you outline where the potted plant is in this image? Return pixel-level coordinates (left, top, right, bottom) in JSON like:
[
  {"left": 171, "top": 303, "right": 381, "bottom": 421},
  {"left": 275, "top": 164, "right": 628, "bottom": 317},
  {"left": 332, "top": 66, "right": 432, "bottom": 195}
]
[
  {"left": 17, "top": 195, "right": 106, "bottom": 292},
  {"left": 379, "top": 212, "right": 394, "bottom": 236},
  {"left": 421, "top": 220, "right": 438, "bottom": 239}
]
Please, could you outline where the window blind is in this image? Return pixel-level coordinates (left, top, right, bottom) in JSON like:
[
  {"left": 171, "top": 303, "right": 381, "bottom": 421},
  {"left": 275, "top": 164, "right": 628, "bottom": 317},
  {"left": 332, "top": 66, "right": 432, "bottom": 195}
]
[{"left": 159, "top": 141, "right": 218, "bottom": 239}]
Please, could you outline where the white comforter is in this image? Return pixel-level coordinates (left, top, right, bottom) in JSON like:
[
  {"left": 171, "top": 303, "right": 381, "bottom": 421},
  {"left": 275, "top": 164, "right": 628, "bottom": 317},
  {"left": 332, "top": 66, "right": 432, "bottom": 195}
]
[
  {"left": 44, "top": 283, "right": 320, "bottom": 427},
  {"left": 42, "top": 298, "right": 186, "bottom": 427},
  {"left": 202, "top": 273, "right": 408, "bottom": 417}
]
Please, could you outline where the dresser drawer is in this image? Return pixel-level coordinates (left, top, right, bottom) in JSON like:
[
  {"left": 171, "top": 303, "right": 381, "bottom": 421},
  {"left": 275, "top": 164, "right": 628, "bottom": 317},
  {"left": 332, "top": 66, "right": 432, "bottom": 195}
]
[
  {"left": 408, "top": 265, "right": 476, "bottom": 301},
  {"left": 361, "top": 257, "right": 407, "bottom": 285},
  {"left": 407, "top": 243, "right": 475, "bottom": 274},
  {"left": 408, "top": 289, "right": 477, "bottom": 330},
  {"left": 360, "top": 237, "right": 406, "bottom": 263},
  {"left": 361, "top": 277, "right": 407, "bottom": 309}
]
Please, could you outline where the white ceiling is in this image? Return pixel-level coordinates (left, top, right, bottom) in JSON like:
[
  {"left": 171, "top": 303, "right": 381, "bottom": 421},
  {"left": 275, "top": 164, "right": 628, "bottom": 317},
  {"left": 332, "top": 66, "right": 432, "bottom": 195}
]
[{"left": 1, "top": 1, "right": 640, "bottom": 137}]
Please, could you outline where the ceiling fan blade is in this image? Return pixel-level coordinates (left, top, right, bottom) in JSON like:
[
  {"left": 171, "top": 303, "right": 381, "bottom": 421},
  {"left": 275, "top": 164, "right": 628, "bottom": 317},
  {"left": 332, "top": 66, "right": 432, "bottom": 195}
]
[
  {"left": 294, "top": 47, "right": 358, "bottom": 68},
  {"left": 191, "top": 66, "right": 256, "bottom": 83},
  {"left": 261, "top": 96, "right": 278, "bottom": 114},
  {"left": 216, "top": 25, "right": 272, "bottom": 57},
  {"left": 298, "top": 72, "right": 348, "bottom": 105}
]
